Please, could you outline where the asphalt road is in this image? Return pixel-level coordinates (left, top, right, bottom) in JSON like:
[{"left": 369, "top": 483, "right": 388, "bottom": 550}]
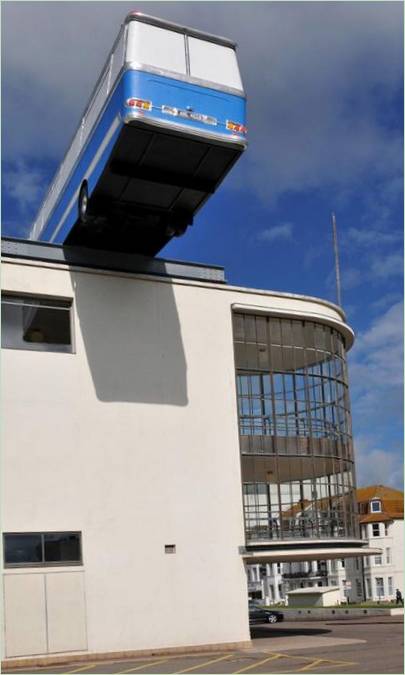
[{"left": 4, "top": 616, "right": 403, "bottom": 674}]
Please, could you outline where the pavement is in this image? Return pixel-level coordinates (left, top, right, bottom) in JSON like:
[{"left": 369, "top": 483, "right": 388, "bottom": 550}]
[{"left": 4, "top": 616, "right": 403, "bottom": 674}]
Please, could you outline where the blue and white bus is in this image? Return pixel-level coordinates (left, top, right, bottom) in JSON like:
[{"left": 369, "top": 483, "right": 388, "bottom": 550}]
[{"left": 30, "top": 13, "right": 247, "bottom": 256}]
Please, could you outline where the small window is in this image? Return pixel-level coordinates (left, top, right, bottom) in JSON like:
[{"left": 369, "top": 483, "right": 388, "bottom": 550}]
[
  {"left": 386, "top": 548, "right": 391, "bottom": 564},
  {"left": 4, "top": 532, "right": 82, "bottom": 567},
  {"left": 165, "top": 544, "right": 176, "bottom": 554},
  {"left": 375, "top": 577, "right": 384, "bottom": 598},
  {"left": 1, "top": 294, "right": 72, "bottom": 353},
  {"left": 374, "top": 555, "right": 382, "bottom": 565},
  {"left": 370, "top": 500, "right": 381, "bottom": 513},
  {"left": 372, "top": 523, "right": 380, "bottom": 537}
]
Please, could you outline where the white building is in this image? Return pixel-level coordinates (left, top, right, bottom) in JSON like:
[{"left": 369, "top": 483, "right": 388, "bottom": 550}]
[
  {"left": 2, "top": 240, "right": 376, "bottom": 667},
  {"left": 248, "top": 485, "right": 403, "bottom": 605},
  {"left": 357, "top": 485, "right": 404, "bottom": 602}
]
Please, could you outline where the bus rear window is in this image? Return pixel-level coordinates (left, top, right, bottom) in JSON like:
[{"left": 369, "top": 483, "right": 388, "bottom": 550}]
[
  {"left": 126, "top": 22, "right": 187, "bottom": 75},
  {"left": 188, "top": 38, "right": 243, "bottom": 90}
]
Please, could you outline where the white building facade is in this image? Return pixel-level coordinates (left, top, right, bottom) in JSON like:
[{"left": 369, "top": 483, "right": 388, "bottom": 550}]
[
  {"left": 358, "top": 486, "right": 404, "bottom": 602},
  {"left": 2, "top": 241, "right": 375, "bottom": 666}
]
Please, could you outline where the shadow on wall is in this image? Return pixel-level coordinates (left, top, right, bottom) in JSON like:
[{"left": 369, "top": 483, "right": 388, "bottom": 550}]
[{"left": 70, "top": 269, "right": 188, "bottom": 405}]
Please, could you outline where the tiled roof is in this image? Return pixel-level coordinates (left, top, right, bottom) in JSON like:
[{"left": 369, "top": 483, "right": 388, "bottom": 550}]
[
  {"left": 356, "top": 485, "right": 403, "bottom": 501},
  {"left": 356, "top": 485, "right": 404, "bottom": 521},
  {"left": 358, "top": 513, "right": 392, "bottom": 524}
]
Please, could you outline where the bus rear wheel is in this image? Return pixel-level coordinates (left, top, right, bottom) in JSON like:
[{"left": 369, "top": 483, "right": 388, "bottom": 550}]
[{"left": 78, "top": 182, "right": 89, "bottom": 224}]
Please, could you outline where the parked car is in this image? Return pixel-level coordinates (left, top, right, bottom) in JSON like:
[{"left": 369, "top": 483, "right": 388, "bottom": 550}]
[{"left": 248, "top": 601, "right": 284, "bottom": 624}]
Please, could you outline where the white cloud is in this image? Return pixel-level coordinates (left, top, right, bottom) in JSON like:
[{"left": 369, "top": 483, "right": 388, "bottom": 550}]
[
  {"left": 351, "top": 302, "right": 403, "bottom": 488},
  {"left": 370, "top": 253, "right": 404, "bottom": 280},
  {"left": 371, "top": 292, "right": 403, "bottom": 312},
  {"left": 326, "top": 248, "right": 404, "bottom": 293},
  {"left": 257, "top": 223, "right": 293, "bottom": 243},
  {"left": 346, "top": 227, "right": 402, "bottom": 248},
  {"left": 2, "top": 1, "right": 403, "bottom": 206},
  {"left": 2, "top": 162, "right": 45, "bottom": 214},
  {"left": 349, "top": 301, "right": 404, "bottom": 429},
  {"left": 354, "top": 436, "right": 403, "bottom": 489}
]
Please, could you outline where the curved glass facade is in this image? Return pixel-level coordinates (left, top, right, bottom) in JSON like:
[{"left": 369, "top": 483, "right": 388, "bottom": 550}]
[{"left": 233, "top": 313, "right": 358, "bottom": 542}]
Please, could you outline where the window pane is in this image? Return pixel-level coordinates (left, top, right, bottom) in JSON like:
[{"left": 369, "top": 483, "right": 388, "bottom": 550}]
[
  {"left": 126, "top": 22, "right": 187, "bottom": 74},
  {"left": 2, "top": 295, "right": 72, "bottom": 352},
  {"left": 4, "top": 534, "right": 43, "bottom": 564},
  {"left": 44, "top": 533, "right": 81, "bottom": 563},
  {"left": 188, "top": 37, "right": 243, "bottom": 89}
]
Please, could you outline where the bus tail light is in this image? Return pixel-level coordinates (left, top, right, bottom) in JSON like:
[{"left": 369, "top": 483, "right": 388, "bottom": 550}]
[
  {"left": 226, "top": 120, "right": 247, "bottom": 134},
  {"left": 126, "top": 98, "right": 152, "bottom": 110}
]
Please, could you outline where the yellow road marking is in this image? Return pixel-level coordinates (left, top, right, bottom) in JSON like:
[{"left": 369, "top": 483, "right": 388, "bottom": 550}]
[
  {"left": 264, "top": 652, "right": 356, "bottom": 667},
  {"left": 296, "top": 659, "right": 328, "bottom": 672},
  {"left": 67, "top": 666, "right": 97, "bottom": 674},
  {"left": 118, "top": 657, "right": 172, "bottom": 673},
  {"left": 233, "top": 653, "right": 284, "bottom": 673},
  {"left": 176, "top": 653, "right": 233, "bottom": 673},
  {"left": 284, "top": 657, "right": 357, "bottom": 672}
]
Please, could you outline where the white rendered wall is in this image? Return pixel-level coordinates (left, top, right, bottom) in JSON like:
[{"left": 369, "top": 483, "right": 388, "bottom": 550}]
[
  {"left": 2, "top": 259, "right": 352, "bottom": 659},
  {"left": 362, "top": 519, "right": 404, "bottom": 600}
]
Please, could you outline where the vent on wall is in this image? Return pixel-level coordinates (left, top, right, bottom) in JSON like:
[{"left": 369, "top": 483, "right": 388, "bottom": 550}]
[{"left": 165, "top": 544, "right": 176, "bottom": 554}]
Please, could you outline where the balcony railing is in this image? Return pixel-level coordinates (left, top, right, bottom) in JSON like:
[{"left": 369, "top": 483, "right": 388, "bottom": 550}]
[{"left": 282, "top": 570, "right": 328, "bottom": 579}]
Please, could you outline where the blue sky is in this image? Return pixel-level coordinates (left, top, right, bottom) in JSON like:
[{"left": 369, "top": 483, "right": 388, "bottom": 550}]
[{"left": 2, "top": 1, "right": 403, "bottom": 488}]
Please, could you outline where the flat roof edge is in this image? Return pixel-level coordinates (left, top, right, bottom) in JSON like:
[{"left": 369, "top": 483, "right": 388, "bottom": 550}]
[
  {"left": 242, "top": 546, "right": 382, "bottom": 563},
  {"left": 1, "top": 238, "right": 226, "bottom": 285}
]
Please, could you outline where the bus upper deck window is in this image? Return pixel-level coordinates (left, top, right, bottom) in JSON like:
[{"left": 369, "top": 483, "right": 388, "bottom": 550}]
[
  {"left": 188, "top": 38, "right": 243, "bottom": 91},
  {"left": 126, "top": 22, "right": 187, "bottom": 75}
]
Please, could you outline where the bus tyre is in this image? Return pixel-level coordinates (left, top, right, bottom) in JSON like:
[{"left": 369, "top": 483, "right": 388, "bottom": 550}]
[
  {"left": 78, "top": 182, "right": 89, "bottom": 224},
  {"left": 174, "top": 222, "right": 188, "bottom": 237}
]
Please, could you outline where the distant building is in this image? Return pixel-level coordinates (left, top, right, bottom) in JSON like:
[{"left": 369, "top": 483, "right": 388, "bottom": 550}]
[
  {"left": 357, "top": 485, "right": 404, "bottom": 601},
  {"left": 248, "top": 485, "right": 403, "bottom": 604}
]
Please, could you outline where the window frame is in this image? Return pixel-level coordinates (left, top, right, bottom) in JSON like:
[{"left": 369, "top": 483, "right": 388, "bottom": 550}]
[
  {"left": 370, "top": 500, "right": 382, "bottom": 513},
  {"left": 372, "top": 523, "right": 380, "bottom": 537},
  {"left": 1, "top": 293, "right": 75, "bottom": 354},
  {"left": 375, "top": 577, "right": 384, "bottom": 598},
  {"left": 3, "top": 531, "right": 83, "bottom": 568}
]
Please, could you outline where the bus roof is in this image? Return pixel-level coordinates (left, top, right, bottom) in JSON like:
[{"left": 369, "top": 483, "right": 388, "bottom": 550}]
[{"left": 125, "top": 12, "right": 238, "bottom": 49}]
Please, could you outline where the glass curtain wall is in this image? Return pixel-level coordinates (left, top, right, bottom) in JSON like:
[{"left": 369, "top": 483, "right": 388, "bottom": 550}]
[{"left": 233, "top": 313, "right": 358, "bottom": 542}]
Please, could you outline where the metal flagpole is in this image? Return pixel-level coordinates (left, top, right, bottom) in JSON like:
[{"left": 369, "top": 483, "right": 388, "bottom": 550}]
[{"left": 331, "top": 212, "right": 342, "bottom": 307}]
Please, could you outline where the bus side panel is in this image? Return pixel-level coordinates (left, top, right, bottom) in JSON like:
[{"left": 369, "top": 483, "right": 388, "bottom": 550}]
[
  {"left": 39, "top": 81, "right": 125, "bottom": 244},
  {"left": 121, "top": 69, "right": 246, "bottom": 143}
]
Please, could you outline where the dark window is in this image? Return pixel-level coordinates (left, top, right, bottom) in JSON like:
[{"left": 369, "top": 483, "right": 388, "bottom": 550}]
[
  {"left": 372, "top": 523, "right": 380, "bottom": 537},
  {"left": 370, "top": 500, "right": 381, "bottom": 513},
  {"left": 4, "top": 532, "right": 82, "bottom": 567},
  {"left": 44, "top": 532, "right": 81, "bottom": 563},
  {"left": 4, "top": 533, "right": 43, "bottom": 564},
  {"left": 1, "top": 295, "right": 72, "bottom": 352}
]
